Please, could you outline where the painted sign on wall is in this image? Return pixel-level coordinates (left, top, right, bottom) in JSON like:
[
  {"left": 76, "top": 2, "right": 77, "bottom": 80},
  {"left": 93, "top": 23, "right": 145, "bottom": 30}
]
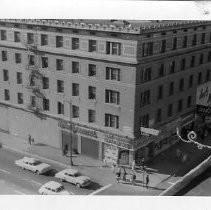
[{"left": 196, "top": 81, "right": 211, "bottom": 107}]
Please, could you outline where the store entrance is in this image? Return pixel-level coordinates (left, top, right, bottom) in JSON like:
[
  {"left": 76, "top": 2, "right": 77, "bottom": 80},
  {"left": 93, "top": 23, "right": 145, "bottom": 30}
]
[{"left": 61, "top": 131, "right": 78, "bottom": 154}]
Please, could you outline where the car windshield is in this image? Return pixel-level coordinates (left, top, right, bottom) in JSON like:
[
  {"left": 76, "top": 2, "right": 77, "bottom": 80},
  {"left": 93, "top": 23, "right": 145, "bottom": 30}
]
[
  {"left": 56, "top": 186, "right": 64, "bottom": 192},
  {"left": 74, "top": 172, "right": 81, "bottom": 177},
  {"left": 31, "top": 160, "right": 42, "bottom": 166}
]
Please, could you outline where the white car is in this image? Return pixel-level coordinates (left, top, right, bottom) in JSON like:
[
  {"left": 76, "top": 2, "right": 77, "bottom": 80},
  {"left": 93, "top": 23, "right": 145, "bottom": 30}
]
[
  {"left": 38, "top": 181, "right": 69, "bottom": 195},
  {"left": 15, "top": 157, "right": 51, "bottom": 174},
  {"left": 55, "top": 169, "right": 91, "bottom": 188}
]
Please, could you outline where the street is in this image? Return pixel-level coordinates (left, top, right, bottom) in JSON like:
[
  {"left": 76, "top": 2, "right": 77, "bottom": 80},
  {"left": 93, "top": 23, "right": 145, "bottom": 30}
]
[
  {"left": 0, "top": 148, "right": 100, "bottom": 195},
  {"left": 176, "top": 166, "right": 211, "bottom": 196}
]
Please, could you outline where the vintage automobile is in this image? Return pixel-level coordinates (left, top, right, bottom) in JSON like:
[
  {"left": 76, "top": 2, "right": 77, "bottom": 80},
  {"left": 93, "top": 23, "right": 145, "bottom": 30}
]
[
  {"left": 38, "top": 181, "right": 69, "bottom": 195},
  {"left": 15, "top": 157, "right": 51, "bottom": 174},
  {"left": 55, "top": 169, "right": 91, "bottom": 188}
]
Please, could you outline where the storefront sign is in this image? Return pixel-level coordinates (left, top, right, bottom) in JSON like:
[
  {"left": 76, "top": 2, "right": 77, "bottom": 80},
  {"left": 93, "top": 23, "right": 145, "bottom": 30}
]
[
  {"left": 104, "top": 133, "right": 132, "bottom": 150},
  {"left": 196, "top": 81, "right": 211, "bottom": 106},
  {"left": 58, "top": 120, "right": 98, "bottom": 139},
  {"left": 140, "top": 127, "right": 160, "bottom": 136}
]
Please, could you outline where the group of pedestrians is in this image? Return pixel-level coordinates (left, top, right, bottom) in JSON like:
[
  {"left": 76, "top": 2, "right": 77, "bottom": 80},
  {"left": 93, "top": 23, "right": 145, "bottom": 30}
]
[{"left": 115, "top": 159, "right": 150, "bottom": 189}]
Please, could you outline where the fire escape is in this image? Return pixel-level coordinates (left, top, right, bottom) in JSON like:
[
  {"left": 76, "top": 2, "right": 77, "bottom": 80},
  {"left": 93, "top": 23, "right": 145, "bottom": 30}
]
[{"left": 25, "top": 32, "right": 46, "bottom": 119}]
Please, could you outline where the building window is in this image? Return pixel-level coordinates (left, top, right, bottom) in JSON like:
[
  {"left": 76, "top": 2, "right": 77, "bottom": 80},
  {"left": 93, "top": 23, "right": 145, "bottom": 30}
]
[
  {"left": 58, "top": 102, "right": 64, "bottom": 114},
  {"left": 72, "top": 61, "right": 79, "bottom": 73},
  {"left": 30, "top": 96, "right": 36, "bottom": 107},
  {"left": 190, "top": 56, "right": 195, "bottom": 67},
  {"left": 15, "top": 53, "right": 21, "bottom": 63},
  {"left": 28, "top": 55, "right": 35, "bottom": 66},
  {"left": 57, "top": 80, "right": 64, "bottom": 93},
  {"left": 17, "top": 72, "right": 22, "bottom": 84},
  {"left": 88, "top": 86, "right": 96, "bottom": 100},
  {"left": 4, "top": 89, "right": 10, "bottom": 101},
  {"left": 192, "top": 34, "right": 197, "bottom": 46},
  {"left": 206, "top": 69, "right": 210, "bottom": 81},
  {"left": 181, "top": 58, "right": 186, "bottom": 71},
  {"left": 72, "top": 83, "right": 79, "bottom": 96},
  {"left": 27, "top": 33, "right": 34, "bottom": 44},
  {"left": 208, "top": 51, "right": 211, "bottom": 62},
  {"left": 106, "top": 67, "right": 120, "bottom": 81},
  {"left": 169, "top": 82, "right": 174, "bottom": 96},
  {"left": 159, "top": 64, "right": 165, "bottom": 77},
  {"left": 172, "top": 37, "right": 177, "bottom": 50},
  {"left": 56, "top": 59, "right": 63, "bottom": 71},
  {"left": 156, "top": 109, "right": 162, "bottom": 123},
  {"left": 17, "top": 92, "right": 23, "bottom": 104},
  {"left": 142, "top": 42, "right": 153, "bottom": 57},
  {"left": 72, "top": 105, "right": 79, "bottom": 118},
  {"left": 201, "top": 33, "right": 205, "bottom": 44},
  {"left": 89, "top": 40, "right": 97, "bottom": 52},
  {"left": 141, "top": 67, "right": 151, "bottom": 82},
  {"left": 42, "top": 77, "right": 49, "bottom": 89},
  {"left": 30, "top": 75, "right": 36, "bottom": 86},
  {"left": 88, "top": 64, "right": 96, "bottom": 77},
  {"left": 88, "top": 109, "right": 96, "bottom": 123},
  {"left": 157, "top": 85, "right": 163, "bottom": 100},
  {"left": 167, "top": 104, "right": 173, "bottom": 117},
  {"left": 72, "top": 37, "right": 79, "bottom": 50},
  {"left": 105, "top": 113, "right": 119, "bottom": 129},
  {"left": 198, "top": 72, "right": 202, "bottom": 84},
  {"left": 106, "top": 41, "right": 121, "bottom": 55},
  {"left": 140, "top": 114, "right": 149, "bottom": 127},
  {"left": 178, "top": 99, "right": 183, "bottom": 112},
  {"left": 3, "top": 69, "right": 9, "bottom": 81},
  {"left": 56, "top": 36, "right": 63, "bottom": 48},
  {"left": 41, "top": 57, "right": 48, "bottom": 68},
  {"left": 2, "top": 50, "right": 7, "bottom": 61},
  {"left": 43, "top": 98, "right": 49, "bottom": 111},
  {"left": 189, "top": 75, "right": 193, "bottom": 88},
  {"left": 199, "top": 54, "right": 204, "bottom": 65},
  {"left": 105, "top": 90, "right": 120, "bottom": 105},
  {"left": 179, "top": 79, "right": 184, "bottom": 91},
  {"left": 1, "top": 30, "right": 7, "bottom": 40},
  {"left": 187, "top": 96, "right": 192, "bottom": 108},
  {"left": 160, "top": 40, "right": 166, "bottom": 53},
  {"left": 41, "top": 34, "right": 48, "bottom": 46},
  {"left": 14, "top": 31, "right": 20, "bottom": 42},
  {"left": 140, "top": 90, "right": 150, "bottom": 107},
  {"left": 183, "top": 36, "right": 188, "bottom": 48},
  {"left": 170, "top": 61, "right": 175, "bottom": 74}
]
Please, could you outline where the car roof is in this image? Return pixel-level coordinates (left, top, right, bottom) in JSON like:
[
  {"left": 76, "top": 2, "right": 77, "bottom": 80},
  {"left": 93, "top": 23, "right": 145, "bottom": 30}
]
[
  {"left": 23, "top": 157, "right": 39, "bottom": 163},
  {"left": 43, "top": 181, "right": 62, "bottom": 189},
  {"left": 61, "top": 169, "right": 79, "bottom": 175}
]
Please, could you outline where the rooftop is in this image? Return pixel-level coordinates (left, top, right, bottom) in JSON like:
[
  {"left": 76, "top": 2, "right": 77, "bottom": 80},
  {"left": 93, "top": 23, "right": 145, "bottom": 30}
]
[{"left": 0, "top": 19, "right": 209, "bottom": 34}]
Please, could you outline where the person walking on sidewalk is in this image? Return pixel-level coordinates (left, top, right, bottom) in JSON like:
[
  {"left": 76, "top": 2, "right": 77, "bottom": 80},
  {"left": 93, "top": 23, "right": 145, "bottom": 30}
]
[
  {"left": 28, "top": 135, "right": 32, "bottom": 145},
  {"left": 116, "top": 167, "right": 121, "bottom": 183},
  {"left": 146, "top": 174, "right": 149, "bottom": 189}
]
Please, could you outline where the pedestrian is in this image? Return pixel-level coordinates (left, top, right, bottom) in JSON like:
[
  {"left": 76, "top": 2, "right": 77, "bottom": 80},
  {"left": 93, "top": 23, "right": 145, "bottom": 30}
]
[
  {"left": 28, "top": 135, "right": 32, "bottom": 145},
  {"left": 146, "top": 174, "right": 149, "bottom": 188},
  {"left": 130, "top": 173, "right": 136, "bottom": 185},
  {"left": 116, "top": 167, "right": 121, "bottom": 183},
  {"left": 131, "top": 160, "right": 136, "bottom": 171},
  {"left": 122, "top": 168, "right": 127, "bottom": 182}
]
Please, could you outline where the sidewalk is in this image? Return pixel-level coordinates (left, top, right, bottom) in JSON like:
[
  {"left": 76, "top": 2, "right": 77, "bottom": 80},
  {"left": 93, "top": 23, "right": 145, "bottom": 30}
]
[{"left": 0, "top": 131, "right": 211, "bottom": 195}]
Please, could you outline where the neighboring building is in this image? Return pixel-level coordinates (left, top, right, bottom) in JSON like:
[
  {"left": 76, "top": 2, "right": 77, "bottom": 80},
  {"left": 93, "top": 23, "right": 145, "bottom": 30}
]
[{"left": 0, "top": 19, "right": 210, "bottom": 165}]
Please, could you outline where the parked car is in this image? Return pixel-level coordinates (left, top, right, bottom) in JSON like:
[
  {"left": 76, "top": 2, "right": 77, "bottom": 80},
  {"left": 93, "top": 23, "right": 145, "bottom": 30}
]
[
  {"left": 38, "top": 181, "right": 69, "bottom": 195},
  {"left": 15, "top": 157, "right": 51, "bottom": 174},
  {"left": 55, "top": 169, "right": 91, "bottom": 188}
]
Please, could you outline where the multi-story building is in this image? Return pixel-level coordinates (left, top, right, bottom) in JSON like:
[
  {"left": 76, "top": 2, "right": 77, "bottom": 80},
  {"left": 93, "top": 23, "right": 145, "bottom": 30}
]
[{"left": 0, "top": 19, "right": 210, "bottom": 166}]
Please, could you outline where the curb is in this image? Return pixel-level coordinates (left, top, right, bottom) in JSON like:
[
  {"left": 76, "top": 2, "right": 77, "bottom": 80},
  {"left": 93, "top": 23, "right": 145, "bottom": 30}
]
[{"left": 159, "top": 154, "right": 211, "bottom": 196}]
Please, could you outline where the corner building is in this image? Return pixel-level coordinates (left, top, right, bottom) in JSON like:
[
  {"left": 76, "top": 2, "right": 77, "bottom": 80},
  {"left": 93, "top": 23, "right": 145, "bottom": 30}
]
[{"left": 0, "top": 20, "right": 210, "bottom": 166}]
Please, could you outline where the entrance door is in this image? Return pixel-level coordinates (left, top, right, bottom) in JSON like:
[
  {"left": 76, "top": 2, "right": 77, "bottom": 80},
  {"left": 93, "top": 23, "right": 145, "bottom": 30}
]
[
  {"left": 81, "top": 137, "right": 99, "bottom": 159},
  {"left": 118, "top": 150, "right": 129, "bottom": 165},
  {"left": 61, "top": 131, "right": 78, "bottom": 154},
  {"left": 0, "top": 105, "right": 9, "bottom": 133}
]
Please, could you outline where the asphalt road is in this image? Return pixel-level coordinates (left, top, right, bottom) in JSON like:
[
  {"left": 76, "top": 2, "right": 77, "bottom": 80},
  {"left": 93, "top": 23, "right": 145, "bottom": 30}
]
[
  {"left": 176, "top": 167, "right": 211, "bottom": 196},
  {"left": 0, "top": 148, "right": 100, "bottom": 195}
]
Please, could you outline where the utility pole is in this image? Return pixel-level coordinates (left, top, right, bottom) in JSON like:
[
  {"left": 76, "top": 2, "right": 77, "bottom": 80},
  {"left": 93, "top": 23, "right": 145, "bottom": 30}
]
[{"left": 69, "top": 101, "right": 74, "bottom": 166}]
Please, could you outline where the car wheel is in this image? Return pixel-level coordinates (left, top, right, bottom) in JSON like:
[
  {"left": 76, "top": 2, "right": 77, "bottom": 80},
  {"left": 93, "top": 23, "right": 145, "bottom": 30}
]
[
  {"left": 76, "top": 183, "right": 81, "bottom": 188},
  {"left": 36, "top": 170, "right": 40, "bottom": 175}
]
